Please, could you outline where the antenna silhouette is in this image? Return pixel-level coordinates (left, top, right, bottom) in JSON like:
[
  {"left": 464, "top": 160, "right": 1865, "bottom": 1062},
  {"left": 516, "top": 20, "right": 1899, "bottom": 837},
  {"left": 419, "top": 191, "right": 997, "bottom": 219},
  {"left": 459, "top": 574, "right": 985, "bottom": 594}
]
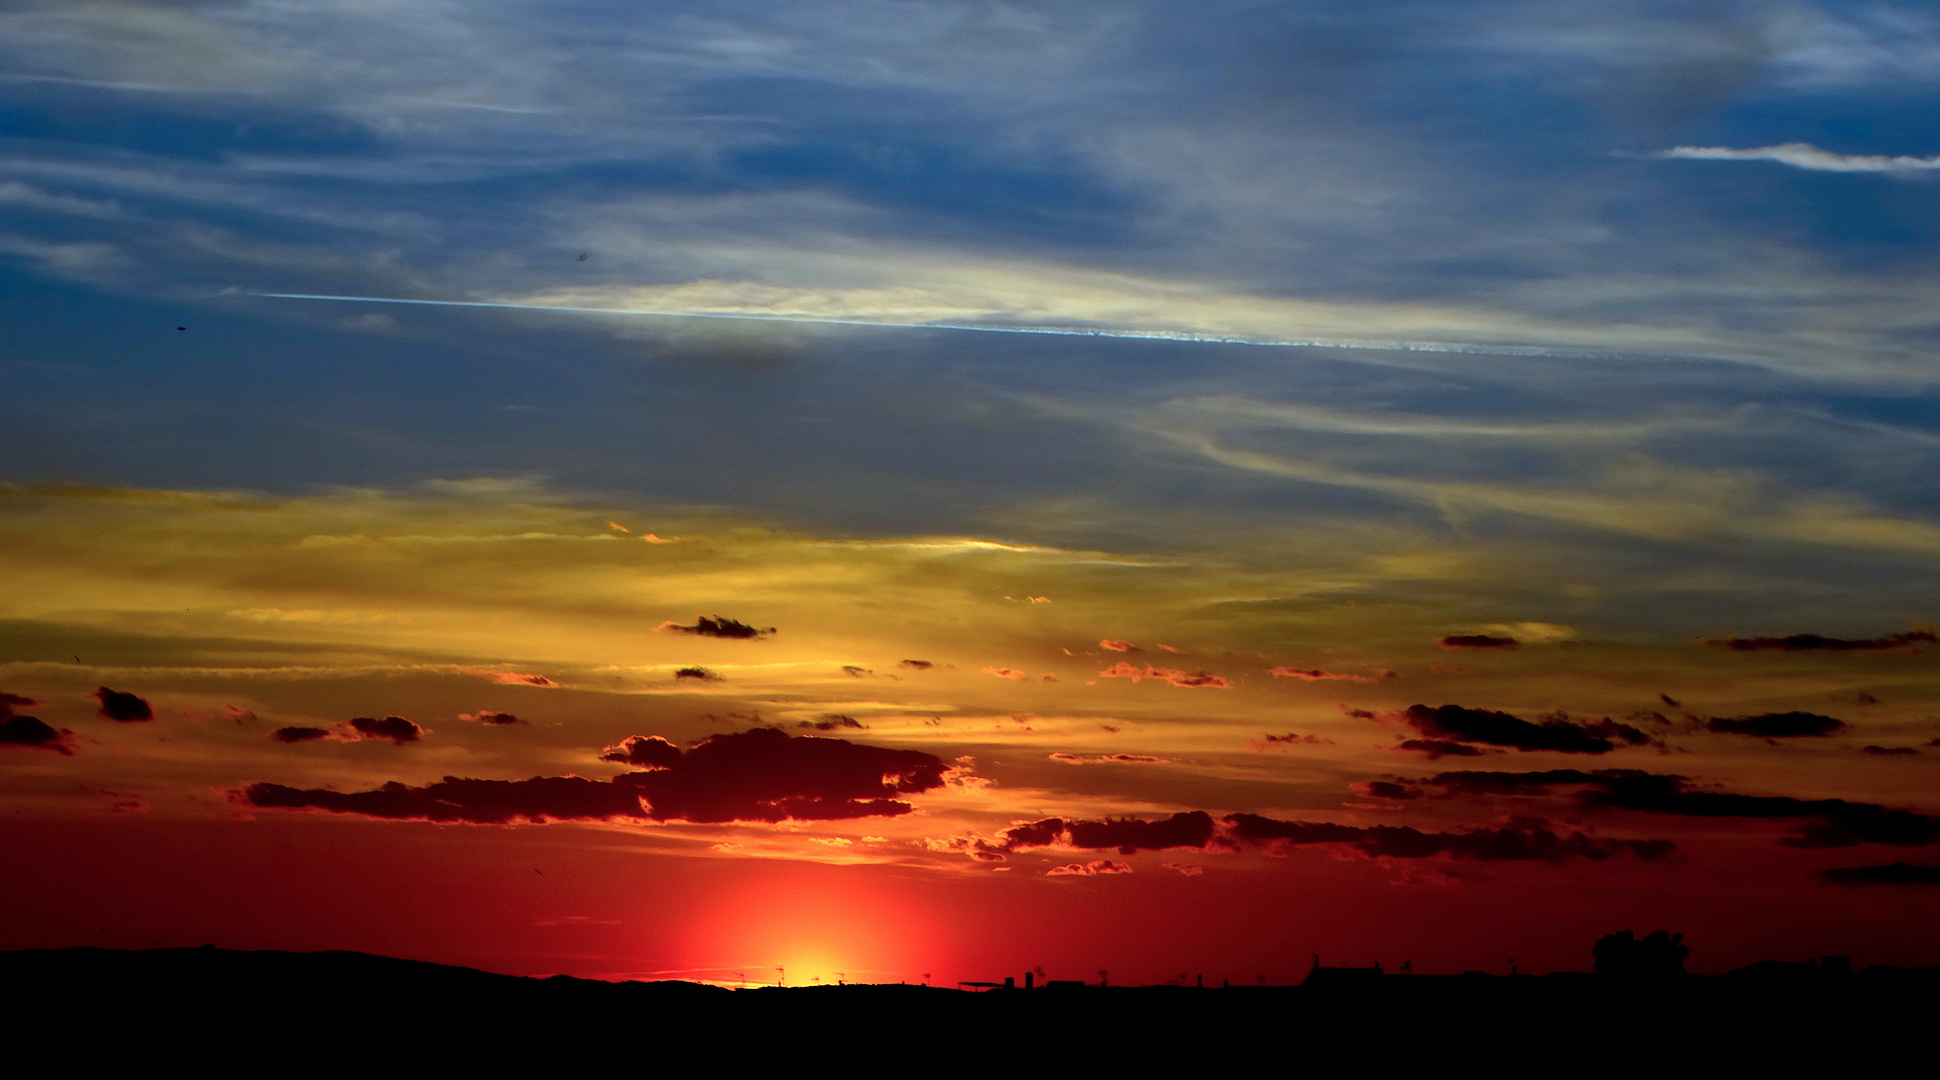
[
  {"left": 1097, "top": 968, "right": 1109, "bottom": 987},
  {"left": 775, "top": 966, "right": 785, "bottom": 987},
  {"left": 921, "top": 972, "right": 931, "bottom": 986}
]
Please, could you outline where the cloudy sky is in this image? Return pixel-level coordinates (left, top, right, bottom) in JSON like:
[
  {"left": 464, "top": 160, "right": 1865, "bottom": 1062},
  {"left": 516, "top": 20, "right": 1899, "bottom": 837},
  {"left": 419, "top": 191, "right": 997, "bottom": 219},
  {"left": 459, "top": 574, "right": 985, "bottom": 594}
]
[{"left": 5, "top": 0, "right": 1940, "bottom": 983}]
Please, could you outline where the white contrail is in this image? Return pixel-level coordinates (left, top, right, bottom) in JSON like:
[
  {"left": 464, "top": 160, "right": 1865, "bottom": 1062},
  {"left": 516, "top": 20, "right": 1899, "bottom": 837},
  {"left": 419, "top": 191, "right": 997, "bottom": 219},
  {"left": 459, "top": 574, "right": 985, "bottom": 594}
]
[{"left": 244, "top": 290, "right": 1651, "bottom": 362}]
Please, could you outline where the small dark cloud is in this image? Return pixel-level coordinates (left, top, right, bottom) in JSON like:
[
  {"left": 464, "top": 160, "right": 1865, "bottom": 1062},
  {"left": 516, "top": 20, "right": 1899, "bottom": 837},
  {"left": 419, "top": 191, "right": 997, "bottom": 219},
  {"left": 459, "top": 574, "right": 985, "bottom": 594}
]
[
  {"left": 1, "top": 692, "right": 43, "bottom": 713},
  {"left": 1706, "top": 712, "right": 1845, "bottom": 738},
  {"left": 0, "top": 715, "right": 78, "bottom": 755},
  {"left": 459, "top": 711, "right": 523, "bottom": 725},
  {"left": 1439, "top": 635, "right": 1518, "bottom": 650},
  {"left": 271, "top": 726, "right": 332, "bottom": 744},
  {"left": 1226, "top": 813, "right": 1671, "bottom": 862},
  {"left": 245, "top": 727, "right": 948, "bottom": 825},
  {"left": 1820, "top": 862, "right": 1940, "bottom": 886},
  {"left": 1863, "top": 745, "right": 1919, "bottom": 756},
  {"left": 1395, "top": 704, "right": 1646, "bottom": 754},
  {"left": 656, "top": 616, "right": 774, "bottom": 639},
  {"left": 898, "top": 660, "right": 933, "bottom": 670},
  {"left": 348, "top": 716, "right": 424, "bottom": 744},
  {"left": 1709, "top": 631, "right": 1936, "bottom": 652},
  {"left": 93, "top": 687, "right": 154, "bottom": 722},
  {"left": 984, "top": 812, "right": 1216, "bottom": 857},
  {"left": 799, "top": 715, "right": 864, "bottom": 731},
  {"left": 839, "top": 666, "right": 871, "bottom": 678},
  {"left": 675, "top": 667, "right": 724, "bottom": 681},
  {"left": 1356, "top": 780, "right": 1422, "bottom": 800}
]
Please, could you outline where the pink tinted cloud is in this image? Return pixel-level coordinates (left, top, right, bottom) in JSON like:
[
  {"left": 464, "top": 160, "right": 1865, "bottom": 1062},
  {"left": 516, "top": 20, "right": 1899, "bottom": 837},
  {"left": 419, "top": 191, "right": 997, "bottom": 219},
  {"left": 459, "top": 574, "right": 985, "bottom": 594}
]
[
  {"left": 1246, "top": 732, "right": 1334, "bottom": 752},
  {"left": 462, "top": 669, "right": 559, "bottom": 687},
  {"left": 1099, "top": 639, "right": 1140, "bottom": 653},
  {"left": 1046, "top": 860, "right": 1133, "bottom": 876},
  {"left": 1048, "top": 752, "right": 1169, "bottom": 765},
  {"left": 459, "top": 710, "right": 523, "bottom": 725},
  {"left": 1268, "top": 666, "right": 1389, "bottom": 683},
  {"left": 981, "top": 666, "right": 1030, "bottom": 681},
  {"left": 1097, "top": 662, "right": 1230, "bottom": 689}
]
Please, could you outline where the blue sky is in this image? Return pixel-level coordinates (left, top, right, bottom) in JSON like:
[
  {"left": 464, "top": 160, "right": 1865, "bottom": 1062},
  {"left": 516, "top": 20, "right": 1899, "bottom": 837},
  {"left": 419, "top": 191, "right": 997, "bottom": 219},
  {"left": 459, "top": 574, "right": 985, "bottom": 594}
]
[{"left": 8, "top": 0, "right": 1940, "bottom": 632}]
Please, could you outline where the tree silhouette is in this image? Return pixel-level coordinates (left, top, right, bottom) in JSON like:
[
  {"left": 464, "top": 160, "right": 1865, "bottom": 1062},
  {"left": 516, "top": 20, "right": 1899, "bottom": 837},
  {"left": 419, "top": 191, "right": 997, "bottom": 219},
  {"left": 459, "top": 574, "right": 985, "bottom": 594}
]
[{"left": 1593, "top": 930, "right": 1688, "bottom": 977}]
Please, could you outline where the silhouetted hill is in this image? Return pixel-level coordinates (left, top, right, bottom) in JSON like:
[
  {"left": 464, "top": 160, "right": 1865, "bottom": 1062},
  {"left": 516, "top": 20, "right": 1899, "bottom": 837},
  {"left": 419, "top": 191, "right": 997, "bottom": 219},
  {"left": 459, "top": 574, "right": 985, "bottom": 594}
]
[{"left": 5, "top": 947, "right": 1934, "bottom": 1063}]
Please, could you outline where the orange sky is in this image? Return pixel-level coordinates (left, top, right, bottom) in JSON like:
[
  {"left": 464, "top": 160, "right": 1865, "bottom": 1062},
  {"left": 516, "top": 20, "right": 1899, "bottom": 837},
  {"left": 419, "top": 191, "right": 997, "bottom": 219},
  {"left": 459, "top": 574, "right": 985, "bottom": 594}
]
[{"left": 5, "top": 483, "right": 1937, "bottom": 982}]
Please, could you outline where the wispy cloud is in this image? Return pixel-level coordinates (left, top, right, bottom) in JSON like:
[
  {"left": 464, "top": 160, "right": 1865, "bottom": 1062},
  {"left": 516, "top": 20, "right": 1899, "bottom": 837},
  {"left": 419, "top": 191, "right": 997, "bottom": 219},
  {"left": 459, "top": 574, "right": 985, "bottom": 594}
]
[{"left": 1657, "top": 143, "right": 1940, "bottom": 173}]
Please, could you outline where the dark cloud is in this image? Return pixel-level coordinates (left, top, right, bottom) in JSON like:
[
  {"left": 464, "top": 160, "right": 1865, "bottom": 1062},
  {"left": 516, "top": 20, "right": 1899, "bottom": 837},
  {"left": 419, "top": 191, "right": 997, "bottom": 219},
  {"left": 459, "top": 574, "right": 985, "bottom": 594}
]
[
  {"left": 458, "top": 711, "right": 523, "bottom": 725},
  {"left": 898, "top": 660, "right": 933, "bottom": 670},
  {"left": 1397, "top": 738, "right": 1490, "bottom": 759},
  {"left": 1819, "top": 862, "right": 1940, "bottom": 886},
  {"left": 1225, "top": 813, "right": 1672, "bottom": 862},
  {"left": 983, "top": 812, "right": 1216, "bottom": 857},
  {"left": 616, "top": 727, "right": 950, "bottom": 823},
  {"left": 839, "top": 666, "right": 871, "bottom": 677},
  {"left": 1660, "top": 693, "right": 1681, "bottom": 708},
  {"left": 1862, "top": 745, "right": 1919, "bottom": 756},
  {"left": 600, "top": 735, "right": 682, "bottom": 769},
  {"left": 348, "top": 716, "right": 425, "bottom": 744},
  {"left": 271, "top": 726, "right": 332, "bottom": 743},
  {"left": 1710, "top": 631, "right": 1936, "bottom": 652},
  {"left": 93, "top": 687, "right": 154, "bottom": 722},
  {"left": 1, "top": 692, "right": 43, "bottom": 713},
  {"left": 1428, "top": 768, "right": 1614, "bottom": 794},
  {"left": 1439, "top": 635, "right": 1518, "bottom": 650},
  {"left": 1705, "top": 712, "right": 1846, "bottom": 738},
  {"left": 242, "top": 775, "right": 651, "bottom": 825},
  {"left": 1427, "top": 767, "right": 1940, "bottom": 849},
  {"left": 244, "top": 728, "right": 948, "bottom": 825},
  {"left": 1576, "top": 772, "right": 1940, "bottom": 849},
  {"left": 1396, "top": 704, "right": 1648, "bottom": 754},
  {"left": 656, "top": 616, "right": 774, "bottom": 639},
  {"left": 675, "top": 667, "right": 723, "bottom": 681},
  {"left": 0, "top": 715, "right": 78, "bottom": 755},
  {"left": 1356, "top": 781, "right": 1422, "bottom": 800},
  {"left": 799, "top": 715, "right": 864, "bottom": 731}
]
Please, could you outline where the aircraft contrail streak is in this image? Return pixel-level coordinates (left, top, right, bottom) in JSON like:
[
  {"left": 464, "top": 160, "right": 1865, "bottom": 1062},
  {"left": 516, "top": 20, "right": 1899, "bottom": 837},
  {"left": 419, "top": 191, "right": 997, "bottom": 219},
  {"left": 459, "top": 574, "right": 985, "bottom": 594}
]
[{"left": 244, "top": 290, "right": 1652, "bottom": 362}]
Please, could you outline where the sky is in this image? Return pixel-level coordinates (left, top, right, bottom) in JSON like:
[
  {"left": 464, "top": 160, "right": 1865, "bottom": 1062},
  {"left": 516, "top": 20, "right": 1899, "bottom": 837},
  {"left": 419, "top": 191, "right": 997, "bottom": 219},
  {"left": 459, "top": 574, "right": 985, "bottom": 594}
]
[{"left": 5, "top": 0, "right": 1940, "bottom": 985}]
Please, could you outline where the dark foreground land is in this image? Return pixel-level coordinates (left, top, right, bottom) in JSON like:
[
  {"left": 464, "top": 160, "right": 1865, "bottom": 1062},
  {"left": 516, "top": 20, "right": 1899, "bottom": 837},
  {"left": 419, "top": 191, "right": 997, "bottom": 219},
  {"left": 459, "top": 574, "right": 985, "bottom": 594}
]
[{"left": 6, "top": 947, "right": 1935, "bottom": 1063}]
